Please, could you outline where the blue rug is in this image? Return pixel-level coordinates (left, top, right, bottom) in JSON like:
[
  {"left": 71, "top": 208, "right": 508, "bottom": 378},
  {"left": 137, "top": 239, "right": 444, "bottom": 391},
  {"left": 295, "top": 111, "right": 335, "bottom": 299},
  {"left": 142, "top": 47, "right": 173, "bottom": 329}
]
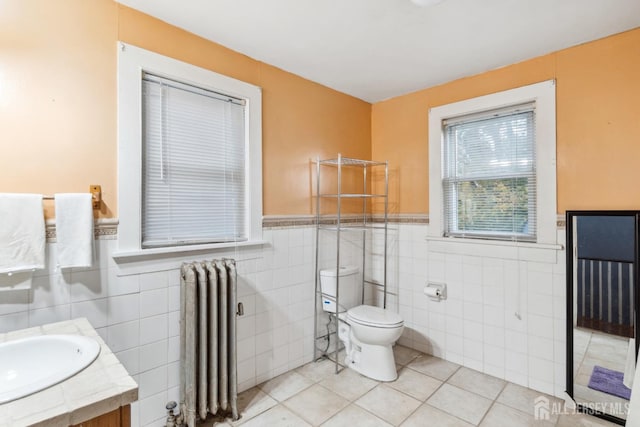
[{"left": 588, "top": 365, "right": 631, "bottom": 400}]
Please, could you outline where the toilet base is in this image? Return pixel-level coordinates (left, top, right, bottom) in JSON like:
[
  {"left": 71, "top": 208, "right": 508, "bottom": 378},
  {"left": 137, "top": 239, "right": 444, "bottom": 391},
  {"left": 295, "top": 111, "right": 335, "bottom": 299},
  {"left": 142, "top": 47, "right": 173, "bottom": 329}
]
[{"left": 344, "top": 337, "right": 398, "bottom": 382}]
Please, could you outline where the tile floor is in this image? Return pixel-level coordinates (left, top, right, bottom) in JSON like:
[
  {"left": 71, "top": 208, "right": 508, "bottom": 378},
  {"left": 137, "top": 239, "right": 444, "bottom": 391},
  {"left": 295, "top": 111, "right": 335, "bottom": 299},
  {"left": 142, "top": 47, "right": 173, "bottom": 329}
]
[
  {"left": 573, "top": 328, "right": 630, "bottom": 419},
  {"left": 202, "top": 345, "right": 620, "bottom": 427}
]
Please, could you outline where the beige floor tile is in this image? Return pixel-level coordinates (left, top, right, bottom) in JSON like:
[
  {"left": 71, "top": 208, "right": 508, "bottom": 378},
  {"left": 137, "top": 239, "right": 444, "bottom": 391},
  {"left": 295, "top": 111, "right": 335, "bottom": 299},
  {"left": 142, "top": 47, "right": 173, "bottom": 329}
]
[
  {"left": 355, "top": 384, "right": 422, "bottom": 426},
  {"left": 259, "top": 370, "right": 314, "bottom": 401},
  {"left": 448, "top": 367, "right": 506, "bottom": 400},
  {"left": 387, "top": 366, "right": 442, "bottom": 401},
  {"left": 393, "top": 345, "right": 421, "bottom": 366},
  {"left": 496, "top": 383, "right": 560, "bottom": 424},
  {"left": 319, "top": 366, "right": 378, "bottom": 401},
  {"left": 283, "top": 384, "right": 349, "bottom": 425},
  {"left": 556, "top": 413, "right": 621, "bottom": 426},
  {"left": 427, "top": 383, "right": 493, "bottom": 425},
  {"left": 573, "top": 384, "right": 629, "bottom": 419},
  {"left": 400, "top": 403, "right": 474, "bottom": 427},
  {"left": 239, "top": 404, "right": 311, "bottom": 427},
  {"left": 406, "top": 354, "right": 460, "bottom": 381},
  {"left": 321, "top": 404, "right": 393, "bottom": 427},
  {"left": 479, "top": 402, "right": 555, "bottom": 427},
  {"left": 228, "top": 387, "right": 278, "bottom": 425},
  {"left": 296, "top": 357, "right": 339, "bottom": 382}
]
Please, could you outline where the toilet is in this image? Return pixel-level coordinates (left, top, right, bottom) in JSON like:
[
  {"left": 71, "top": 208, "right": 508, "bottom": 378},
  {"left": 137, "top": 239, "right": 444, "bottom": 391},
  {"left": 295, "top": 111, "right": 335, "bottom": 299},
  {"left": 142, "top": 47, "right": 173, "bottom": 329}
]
[{"left": 320, "top": 266, "right": 404, "bottom": 381}]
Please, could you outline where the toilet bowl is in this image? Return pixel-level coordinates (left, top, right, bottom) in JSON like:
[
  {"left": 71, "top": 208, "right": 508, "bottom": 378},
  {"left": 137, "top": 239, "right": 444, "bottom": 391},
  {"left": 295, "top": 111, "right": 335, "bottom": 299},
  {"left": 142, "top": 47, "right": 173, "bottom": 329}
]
[
  {"left": 320, "top": 267, "right": 404, "bottom": 381},
  {"left": 341, "top": 305, "right": 404, "bottom": 381}
]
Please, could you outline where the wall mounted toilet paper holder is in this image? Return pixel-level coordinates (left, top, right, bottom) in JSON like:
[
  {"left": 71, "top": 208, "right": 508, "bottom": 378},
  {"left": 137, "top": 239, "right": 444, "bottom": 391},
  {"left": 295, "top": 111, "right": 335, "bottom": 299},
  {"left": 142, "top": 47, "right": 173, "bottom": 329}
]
[{"left": 424, "top": 282, "right": 446, "bottom": 301}]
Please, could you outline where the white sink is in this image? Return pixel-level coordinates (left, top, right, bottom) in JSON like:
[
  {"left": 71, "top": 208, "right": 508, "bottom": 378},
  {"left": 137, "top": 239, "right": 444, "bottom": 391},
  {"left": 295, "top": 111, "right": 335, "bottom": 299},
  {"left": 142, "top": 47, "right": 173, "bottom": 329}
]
[{"left": 0, "top": 334, "right": 100, "bottom": 404}]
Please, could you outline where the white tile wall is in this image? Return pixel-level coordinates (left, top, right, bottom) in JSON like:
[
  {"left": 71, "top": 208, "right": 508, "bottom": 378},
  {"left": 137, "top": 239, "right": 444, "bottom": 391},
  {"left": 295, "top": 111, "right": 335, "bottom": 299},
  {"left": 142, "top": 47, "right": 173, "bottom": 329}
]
[
  {"left": 384, "top": 223, "right": 567, "bottom": 398},
  {"left": 0, "top": 226, "right": 318, "bottom": 427},
  {"left": 0, "top": 221, "right": 568, "bottom": 425}
]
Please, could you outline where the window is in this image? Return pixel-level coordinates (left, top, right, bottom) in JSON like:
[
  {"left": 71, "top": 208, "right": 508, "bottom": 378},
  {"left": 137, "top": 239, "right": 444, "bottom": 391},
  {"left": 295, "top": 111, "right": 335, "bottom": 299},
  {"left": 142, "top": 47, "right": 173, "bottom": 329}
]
[
  {"left": 141, "top": 73, "right": 246, "bottom": 247},
  {"left": 117, "top": 43, "right": 262, "bottom": 255},
  {"left": 429, "top": 80, "right": 556, "bottom": 245},
  {"left": 443, "top": 103, "right": 536, "bottom": 241}
]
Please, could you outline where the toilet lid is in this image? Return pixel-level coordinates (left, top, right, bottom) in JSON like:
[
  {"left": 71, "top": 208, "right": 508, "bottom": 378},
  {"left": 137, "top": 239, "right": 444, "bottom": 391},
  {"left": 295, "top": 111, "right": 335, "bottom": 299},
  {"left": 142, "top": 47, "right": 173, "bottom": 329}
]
[{"left": 347, "top": 305, "right": 403, "bottom": 328}]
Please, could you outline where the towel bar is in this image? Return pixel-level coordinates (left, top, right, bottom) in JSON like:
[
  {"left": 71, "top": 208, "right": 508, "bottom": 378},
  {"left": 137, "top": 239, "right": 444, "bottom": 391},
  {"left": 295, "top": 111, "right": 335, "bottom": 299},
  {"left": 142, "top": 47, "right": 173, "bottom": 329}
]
[{"left": 42, "top": 185, "right": 102, "bottom": 209}]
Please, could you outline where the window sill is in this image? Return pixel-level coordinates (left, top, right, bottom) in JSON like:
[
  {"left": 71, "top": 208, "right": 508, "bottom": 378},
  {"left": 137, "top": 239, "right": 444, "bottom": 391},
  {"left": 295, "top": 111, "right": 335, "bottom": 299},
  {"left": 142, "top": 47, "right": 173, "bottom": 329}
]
[
  {"left": 112, "top": 240, "right": 267, "bottom": 263},
  {"left": 426, "top": 236, "right": 563, "bottom": 250},
  {"left": 425, "top": 236, "right": 564, "bottom": 263}
]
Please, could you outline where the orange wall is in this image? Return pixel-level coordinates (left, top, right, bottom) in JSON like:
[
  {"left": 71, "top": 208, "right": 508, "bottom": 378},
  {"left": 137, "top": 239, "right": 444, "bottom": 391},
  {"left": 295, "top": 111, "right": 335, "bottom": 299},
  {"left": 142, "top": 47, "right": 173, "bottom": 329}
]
[
  {"left": 372, "top": 28, "right": 640, "bottom": 215},
  {"left": 0, "top": 0, "right": 118, "bottom": 218},
  {"left": 0, "top": 0, "right": 371, "bottom": 218},
  {"left": 3, "top": 0, "right": 638, "bottom": 219}
]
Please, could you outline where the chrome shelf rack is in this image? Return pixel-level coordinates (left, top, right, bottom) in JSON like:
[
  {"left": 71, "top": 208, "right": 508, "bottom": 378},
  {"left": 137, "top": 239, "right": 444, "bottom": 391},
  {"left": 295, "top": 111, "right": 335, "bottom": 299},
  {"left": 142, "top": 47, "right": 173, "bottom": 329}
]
[{"left": 313, "top": 154, "right": 389, "bottom": 373}]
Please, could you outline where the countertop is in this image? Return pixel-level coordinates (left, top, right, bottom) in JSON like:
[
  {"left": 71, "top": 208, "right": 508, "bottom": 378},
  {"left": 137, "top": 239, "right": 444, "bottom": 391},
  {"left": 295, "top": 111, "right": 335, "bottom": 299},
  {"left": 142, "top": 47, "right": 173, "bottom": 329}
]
[{"left": 0, "top": 318, "right": 138, "bottom": 427}]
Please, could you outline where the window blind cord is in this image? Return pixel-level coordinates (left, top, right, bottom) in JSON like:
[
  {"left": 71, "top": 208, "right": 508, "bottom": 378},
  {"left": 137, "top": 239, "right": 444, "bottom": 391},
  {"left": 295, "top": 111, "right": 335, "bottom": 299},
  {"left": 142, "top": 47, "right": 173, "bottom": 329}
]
[
  {"left": 513, "top": 212, "right": 522, "bottom": 320},
  {"left": 225, "top": 100, "right": 239, "bottom": 261},
  {"left": 514, "top": 135, "right": 523, "bottom": 320}
]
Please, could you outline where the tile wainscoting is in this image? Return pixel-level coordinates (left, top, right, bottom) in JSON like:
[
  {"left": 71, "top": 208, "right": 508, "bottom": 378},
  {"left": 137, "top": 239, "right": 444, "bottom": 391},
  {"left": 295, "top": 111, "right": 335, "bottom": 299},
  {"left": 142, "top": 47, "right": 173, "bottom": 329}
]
[
  {"left": 0, "top": 220, "right": 325, "bottom": 427},
  {"left": 0, "top": 215, "right": 567, "bottom": 425},
  {"left": 376, "top": 221, "right": 567, "bottom": 399}
]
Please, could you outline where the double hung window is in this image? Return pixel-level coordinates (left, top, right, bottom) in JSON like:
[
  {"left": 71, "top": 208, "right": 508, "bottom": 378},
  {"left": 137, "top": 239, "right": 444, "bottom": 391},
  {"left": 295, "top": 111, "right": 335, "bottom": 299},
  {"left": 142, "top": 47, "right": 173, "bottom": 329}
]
[
  {"left": 428, "top": 80, "right": 556, "bottom": 245},
  {"left": 142, "top": 73, "right": 247, "bottom": 248},
  {"left": 442, "top": 103, "right": 536, "bottom": 241},
  {"left": 117, "top": 43, "right": 262, "bottom": 255}
]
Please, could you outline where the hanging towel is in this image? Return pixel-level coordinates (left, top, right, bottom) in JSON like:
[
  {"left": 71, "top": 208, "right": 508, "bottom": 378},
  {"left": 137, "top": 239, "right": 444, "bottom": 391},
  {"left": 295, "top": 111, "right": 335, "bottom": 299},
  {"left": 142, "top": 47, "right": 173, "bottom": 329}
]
[
  {"left": 0, "top": 193, "right": 45, "bottom": 274},
  {"left": 54, "top": 193, "right": 94, "bottom": 269}
]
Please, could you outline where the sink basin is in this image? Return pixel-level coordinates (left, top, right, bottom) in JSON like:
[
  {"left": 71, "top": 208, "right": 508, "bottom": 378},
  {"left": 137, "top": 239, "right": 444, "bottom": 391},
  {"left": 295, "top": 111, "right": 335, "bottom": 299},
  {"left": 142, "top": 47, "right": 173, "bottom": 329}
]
[{"left": 0, "top": 334, "right": 100, "bottom": 404}]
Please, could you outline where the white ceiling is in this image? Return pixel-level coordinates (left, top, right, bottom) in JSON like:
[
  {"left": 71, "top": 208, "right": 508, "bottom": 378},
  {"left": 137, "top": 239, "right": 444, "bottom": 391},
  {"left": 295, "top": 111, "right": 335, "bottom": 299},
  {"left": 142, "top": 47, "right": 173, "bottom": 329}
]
[{"left": 116, "top": 0, "right": 640, "bottom": 103}]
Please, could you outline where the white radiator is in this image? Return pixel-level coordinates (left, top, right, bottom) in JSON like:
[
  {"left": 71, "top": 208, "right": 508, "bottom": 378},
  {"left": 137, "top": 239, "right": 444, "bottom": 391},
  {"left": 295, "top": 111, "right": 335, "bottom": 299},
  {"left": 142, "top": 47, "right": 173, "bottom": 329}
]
[{"left": 180, "top": 259, "right": 239, "bottom": 426}]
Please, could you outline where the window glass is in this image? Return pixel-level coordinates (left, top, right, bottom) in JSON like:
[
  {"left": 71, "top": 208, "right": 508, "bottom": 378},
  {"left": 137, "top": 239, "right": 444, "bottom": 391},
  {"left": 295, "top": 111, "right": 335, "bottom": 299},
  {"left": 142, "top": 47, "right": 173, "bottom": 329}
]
[{"left": 443, "top": 105, "right": 536, "bottom": 240}]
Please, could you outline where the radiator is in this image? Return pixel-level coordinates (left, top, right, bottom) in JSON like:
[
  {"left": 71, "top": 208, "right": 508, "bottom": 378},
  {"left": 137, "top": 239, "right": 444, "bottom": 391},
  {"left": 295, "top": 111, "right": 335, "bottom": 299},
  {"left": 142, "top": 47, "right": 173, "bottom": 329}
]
[{"left": 180, "top": 259, "right": 239, "bottom": 426}]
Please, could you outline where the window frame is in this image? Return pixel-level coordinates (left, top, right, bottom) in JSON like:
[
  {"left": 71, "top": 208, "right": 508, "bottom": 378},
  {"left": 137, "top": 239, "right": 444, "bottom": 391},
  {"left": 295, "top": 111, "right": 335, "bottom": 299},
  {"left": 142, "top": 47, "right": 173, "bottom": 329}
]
[
  {"left": 117, "top": 42, "right": 263, "bottom": 256},
  {"left": 428, "top": 80, "right": 557, "bottom": 245}
]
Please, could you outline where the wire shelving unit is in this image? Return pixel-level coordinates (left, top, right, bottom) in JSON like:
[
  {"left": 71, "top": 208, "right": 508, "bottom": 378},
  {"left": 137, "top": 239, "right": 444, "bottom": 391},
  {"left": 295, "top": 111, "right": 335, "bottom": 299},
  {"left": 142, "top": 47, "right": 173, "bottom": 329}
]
[{"left": 313, "top": 154, "right": 389, "bottom": 373}]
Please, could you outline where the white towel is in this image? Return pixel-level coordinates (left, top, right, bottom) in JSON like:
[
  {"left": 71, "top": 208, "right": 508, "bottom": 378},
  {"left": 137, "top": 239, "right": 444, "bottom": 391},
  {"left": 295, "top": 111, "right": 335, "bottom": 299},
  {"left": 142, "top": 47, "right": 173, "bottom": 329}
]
[
  {"left": 55, "top": 193, "right": 94, "bottom": 269},
  {"left": 0, "top": 193, "right": 45, "bottom": 274}
]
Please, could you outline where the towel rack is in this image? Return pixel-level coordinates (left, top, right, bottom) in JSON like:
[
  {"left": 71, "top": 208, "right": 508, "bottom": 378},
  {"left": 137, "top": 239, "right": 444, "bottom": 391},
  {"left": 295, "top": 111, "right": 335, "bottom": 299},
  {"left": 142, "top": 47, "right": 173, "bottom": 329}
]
[{"left": 42, "top": 185, "right": 102, "bottom": 209}]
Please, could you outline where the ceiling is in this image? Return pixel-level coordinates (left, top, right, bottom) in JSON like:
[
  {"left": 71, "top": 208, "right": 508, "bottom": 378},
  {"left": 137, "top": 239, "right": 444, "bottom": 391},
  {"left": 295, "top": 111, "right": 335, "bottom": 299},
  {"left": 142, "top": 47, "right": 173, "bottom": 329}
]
[{"left": 116, "top": 0, "right": 640, "bottom": 103}]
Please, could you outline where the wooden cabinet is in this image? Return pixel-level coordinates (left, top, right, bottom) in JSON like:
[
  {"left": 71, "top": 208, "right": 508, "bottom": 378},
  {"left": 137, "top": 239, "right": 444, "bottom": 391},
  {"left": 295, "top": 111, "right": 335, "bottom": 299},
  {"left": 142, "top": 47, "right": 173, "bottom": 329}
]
[{"left": 71, "top": 405, "right": 131, "bottom": 427}]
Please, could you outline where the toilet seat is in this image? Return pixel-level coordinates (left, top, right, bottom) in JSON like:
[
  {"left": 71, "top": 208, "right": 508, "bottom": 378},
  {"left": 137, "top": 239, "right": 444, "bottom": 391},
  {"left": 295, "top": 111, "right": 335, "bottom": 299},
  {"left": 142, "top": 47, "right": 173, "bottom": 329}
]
[{"left": 347, "top": 305, "right": 403, "bottom": 329}]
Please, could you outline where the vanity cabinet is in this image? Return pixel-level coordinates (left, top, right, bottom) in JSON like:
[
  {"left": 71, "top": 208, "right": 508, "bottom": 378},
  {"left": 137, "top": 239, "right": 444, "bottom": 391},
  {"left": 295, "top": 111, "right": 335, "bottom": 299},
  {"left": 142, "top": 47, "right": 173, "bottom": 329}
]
[{"left": 71, "top": 404, "right": 130, "bottom": 427}]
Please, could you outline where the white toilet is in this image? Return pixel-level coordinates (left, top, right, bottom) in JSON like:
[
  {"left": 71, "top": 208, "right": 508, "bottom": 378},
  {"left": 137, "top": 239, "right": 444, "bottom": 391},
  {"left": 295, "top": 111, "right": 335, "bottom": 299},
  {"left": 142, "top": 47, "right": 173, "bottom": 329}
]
[{"left": 320, "top": 266, "right": 404, "bottom": 381}]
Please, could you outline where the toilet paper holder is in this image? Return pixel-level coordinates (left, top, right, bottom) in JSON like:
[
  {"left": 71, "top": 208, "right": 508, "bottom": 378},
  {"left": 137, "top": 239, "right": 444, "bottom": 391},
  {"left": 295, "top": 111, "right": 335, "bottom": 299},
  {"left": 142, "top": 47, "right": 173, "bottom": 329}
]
[{"left": 424, "top": 282, "right": 446, "bottom": 301}]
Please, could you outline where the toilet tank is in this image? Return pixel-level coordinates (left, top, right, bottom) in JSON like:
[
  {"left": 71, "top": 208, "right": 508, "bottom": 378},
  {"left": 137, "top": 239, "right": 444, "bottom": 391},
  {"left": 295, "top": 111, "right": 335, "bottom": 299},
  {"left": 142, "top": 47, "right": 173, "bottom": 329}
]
[{"left": 319, "top": 266, "right": 360, "bottom": 313}]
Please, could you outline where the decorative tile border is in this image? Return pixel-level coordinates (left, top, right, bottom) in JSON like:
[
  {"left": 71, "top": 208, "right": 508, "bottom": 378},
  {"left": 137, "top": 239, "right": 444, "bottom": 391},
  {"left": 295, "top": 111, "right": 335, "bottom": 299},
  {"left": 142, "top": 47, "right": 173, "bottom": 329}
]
[
  {"left": 263, "top": 214, "right": 565, "bottom": 229},
  {"left": 261, "top": 215, "right": 316, "bottom": 228},
  {"left": 45, "top": 218, "right": 119, "bottom": 241},
  {"left": 42, "top": 214, "right": 563, "bottom": 240},
  {"left": 262, "top": 213, "right": 430, "bottom": 228},
  {"left": 370, "top": 213, "right": 429, "bottom": 224}
]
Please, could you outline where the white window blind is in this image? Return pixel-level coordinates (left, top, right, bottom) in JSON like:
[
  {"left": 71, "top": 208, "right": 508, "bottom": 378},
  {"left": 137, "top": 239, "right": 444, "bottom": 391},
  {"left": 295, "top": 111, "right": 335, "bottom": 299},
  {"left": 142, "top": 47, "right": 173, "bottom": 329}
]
[
  {"left": 442, "top": 102, "right": 536, "bottom": 241},
  {"left": 142, "top": 72, "right": 247, "bottom": 248}
]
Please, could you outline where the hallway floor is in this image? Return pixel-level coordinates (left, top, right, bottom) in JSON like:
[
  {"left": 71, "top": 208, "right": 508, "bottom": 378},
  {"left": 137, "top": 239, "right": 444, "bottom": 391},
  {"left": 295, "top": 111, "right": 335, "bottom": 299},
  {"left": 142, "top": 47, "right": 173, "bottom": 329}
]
[
  {"left": 573, "top": 327, "right": 630, "bottom": 419},
  {"left": 203, "top": 345, "right": 620, "bottom": 426}
]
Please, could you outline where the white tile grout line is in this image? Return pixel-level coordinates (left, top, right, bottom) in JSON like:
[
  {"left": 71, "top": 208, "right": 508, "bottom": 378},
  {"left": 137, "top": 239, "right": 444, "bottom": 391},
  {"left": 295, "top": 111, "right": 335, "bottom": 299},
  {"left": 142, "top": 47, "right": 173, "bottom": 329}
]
[{"left": 474, "top": 381, "right": 510, "bottom": 427}]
